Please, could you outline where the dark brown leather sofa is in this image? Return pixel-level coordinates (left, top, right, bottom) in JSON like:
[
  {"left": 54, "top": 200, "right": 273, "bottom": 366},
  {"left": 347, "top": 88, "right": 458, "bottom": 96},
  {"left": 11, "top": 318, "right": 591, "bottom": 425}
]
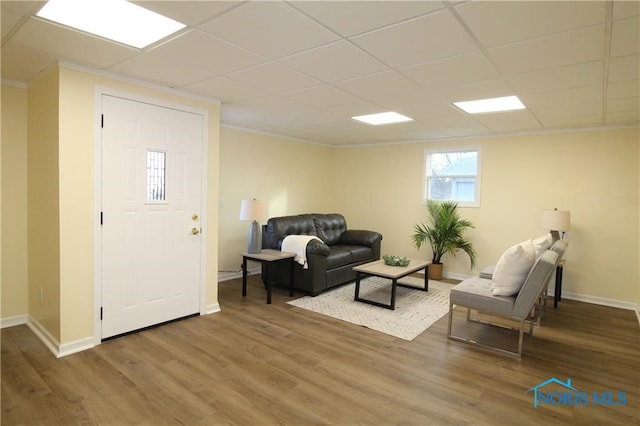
[{"left": 261, "top": 213, "right": 383, "bottom": 296}]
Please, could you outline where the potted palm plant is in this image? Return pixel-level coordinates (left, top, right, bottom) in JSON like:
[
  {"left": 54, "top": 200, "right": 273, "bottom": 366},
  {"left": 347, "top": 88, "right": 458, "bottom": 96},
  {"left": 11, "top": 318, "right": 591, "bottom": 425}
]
[{"left": 412, "top": 199, "right": 477, "bottom": 280}]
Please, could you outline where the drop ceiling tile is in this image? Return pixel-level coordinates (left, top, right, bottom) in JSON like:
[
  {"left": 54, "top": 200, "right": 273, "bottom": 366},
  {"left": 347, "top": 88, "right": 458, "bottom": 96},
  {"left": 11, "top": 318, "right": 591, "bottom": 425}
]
[
  {"left": 613, "top": 1, "right": 640, "bottom": 20},
  {"left": 433, "top": 78, "right": 514, "bottom": 104},
  {"left": 531, "top": 101, "right": 603, "bottom": 122},
  {"left": 280, "top": 41, "right": 388, "bottom": 83},
  {"left": 321, "top": 99, "right": 388, "bottom": 118},
  {"left": 0, "top": 42, "right": 56, "bottom": 82},
  {"left": 472, "top": 110, "right": 542, "bottom": 133},
  {"left": 1, "top": 1, "right": 40, "bottom": 14},
  {"left": 608, "top": 55, "right": 640, "bottom": 82},
  {"left": 538, "top": 112, "right": 603, "bottom": 129},
  {"left": 351, "top": 10, "right": 476, "bottom": 68},
  {"left": 607, "top": 97, "right": 640, "bottom": 113},
  {"left": 109, "top": 54, "right": 214, "bottom": 88},
  {"left": 182, "top": 76, "right": 269, "bottom": 103},
  {"left": 198, "top": 1, "right": 339, "bottom": 59},
  {"left": 335, "top": 71, "right": 421, "bottom": 103},
  {"left": 506, "top": 61, "right": 603, "bottom": 94},
  {"left": 401, "top": 51, "right": 498, "bottom": 88},
  {"left": 607, "top": 79, "right": 639, "bottom": 100},
  {"left": 455, "top": 1, "right": 604, "bottom": 48},
  {"left": 226, "top": 62, "right": 321, "bottom": 93},
  {"left": 284, "top": 85, "right": 359, "bottom": 108},
  {"left": 487, "top": 26, "right": 604, "bottom": 74},
  {"left": 607, "top": 109, "right": 640, "bottom": 124},
  {"left": 11, "top": 18, "right": 138, "bottom": 69},
  {"left": 521, "top": 85, "right": 602, "bottom": 109},
  {"left": 611, "top": 16, "right": 640, "bottom": 57},
  {"left": 390, "top": 96, "right": 483, "bottom": 126},
  {"left": 132, "top": 1, "right": 242, "bottom": 26},
  {"left": 234, "top": 96, "right": 322, "bottom": 118},
  {"left": 222, "top": 103, "right": 293, "bottom": 128},
  {"left": 1, "top": 7, "right": 22, "bottom": 39},
  {"left": 290, "top": 0, "right": 444, "bottom": 37},
  {"left": 442, "top": 125, "right": 492, "bottom": 139},
  {"left": 151, "top": 30, "right": 265, "bottom": 75},
  {"left": 370, "top": 89, "right": 447, "bottom": 112}
]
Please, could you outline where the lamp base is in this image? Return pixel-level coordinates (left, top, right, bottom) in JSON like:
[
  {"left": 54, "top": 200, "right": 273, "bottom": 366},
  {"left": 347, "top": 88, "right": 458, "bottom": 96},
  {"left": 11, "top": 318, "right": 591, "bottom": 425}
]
[{"left": 247, "top": 221, "right": 261, "bottom": 254}]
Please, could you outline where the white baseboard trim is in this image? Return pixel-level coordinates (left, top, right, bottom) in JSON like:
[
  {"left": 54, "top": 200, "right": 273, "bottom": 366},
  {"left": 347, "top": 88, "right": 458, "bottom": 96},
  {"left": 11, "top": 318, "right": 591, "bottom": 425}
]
[
  {"left": 1, "top": 314, "right": 28, "bottom": 329},
  {"left": 206, "top": 303, "right": 221, "bottom": 314},
  {"left": 26, "top": 316, "right": 61, "bottom": 357},
  {"left": 25, "top": 316, "right": 95, "bottom": 358},
  {"left": 218, "top": 267, "right": 260, "bottom": 282},
  {"left": 548, "top": 287, "right": 638, "bottom": 312},
  {"left": 59, "top": 337, "right": 95, "bottom": 358}
]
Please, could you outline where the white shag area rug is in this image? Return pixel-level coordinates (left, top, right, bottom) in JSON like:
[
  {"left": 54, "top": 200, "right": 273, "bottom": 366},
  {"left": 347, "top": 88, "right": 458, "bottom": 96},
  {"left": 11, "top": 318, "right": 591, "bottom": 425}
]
[{"left": 287, "top": 276, "right": 453, "bottom": 341}]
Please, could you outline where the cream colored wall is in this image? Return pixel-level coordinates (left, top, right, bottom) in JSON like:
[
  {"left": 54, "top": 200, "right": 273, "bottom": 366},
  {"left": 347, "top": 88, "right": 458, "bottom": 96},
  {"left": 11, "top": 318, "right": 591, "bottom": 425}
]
[
  {"left": 1, "top": 85, "right": 29, "bottom": 320},
  {"left": 218, "top": 127, "right": 335, "bottom": 272},
  {"left": 55, "top": 66, "right": 220, "bottom": 344},
  {"left": 27, "top": 68, "right": 62, "bottom": 339},
  {"left": 335, "top": 128, "right": 639, "bottom": 305},
  {"left": 14, "top": 64, "right": 221, "bottom": 346}
]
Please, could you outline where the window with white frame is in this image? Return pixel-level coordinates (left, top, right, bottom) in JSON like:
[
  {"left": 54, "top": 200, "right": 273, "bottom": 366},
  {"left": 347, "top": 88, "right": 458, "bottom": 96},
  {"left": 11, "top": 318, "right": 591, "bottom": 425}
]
[{"left": 423, "top": 147, "right": 481, "bottom": 207}]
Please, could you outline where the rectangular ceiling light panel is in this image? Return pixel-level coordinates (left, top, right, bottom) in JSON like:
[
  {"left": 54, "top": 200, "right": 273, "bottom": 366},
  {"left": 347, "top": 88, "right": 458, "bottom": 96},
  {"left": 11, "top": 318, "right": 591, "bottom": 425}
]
[
  {"left": 36, "top": 0, "right": 186, "bottom": 49},
  {"left": 454, "top": 95, "right": 526, "bottom": 114},
  {"left": 352, "top": 111, "right": 414, "bottom": 125}
]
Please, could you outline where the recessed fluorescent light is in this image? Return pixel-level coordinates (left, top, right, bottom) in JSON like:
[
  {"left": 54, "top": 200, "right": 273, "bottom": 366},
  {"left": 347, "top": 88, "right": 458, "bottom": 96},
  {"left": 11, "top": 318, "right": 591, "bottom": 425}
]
[
  {"left": 454, "top": 95, "right": 526, "bottom": 114},
  {"left": 36, "top": 0, "right": 186, "bottom": 49},
  {"left": 352, "top": 111, "right": 413, "bottom": 125}
]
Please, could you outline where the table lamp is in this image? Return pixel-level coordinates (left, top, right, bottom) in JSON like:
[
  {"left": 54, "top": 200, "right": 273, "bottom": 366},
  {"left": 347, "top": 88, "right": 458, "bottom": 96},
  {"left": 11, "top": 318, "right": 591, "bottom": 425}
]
[
  {"left": 540, "top": 208, "right": 571, "bottom": 242},
  {"left": 240, "top": 199, "right": 268, "bottom": 254}
]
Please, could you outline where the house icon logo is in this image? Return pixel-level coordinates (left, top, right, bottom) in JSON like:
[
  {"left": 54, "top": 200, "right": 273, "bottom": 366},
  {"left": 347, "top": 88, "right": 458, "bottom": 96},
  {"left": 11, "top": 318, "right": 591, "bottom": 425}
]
[
  {"left": 526, "top": 377, "right": 627, "bottom": 408},
  {"left": 527, "top": 377, "right": 577, "bottom": 408}
]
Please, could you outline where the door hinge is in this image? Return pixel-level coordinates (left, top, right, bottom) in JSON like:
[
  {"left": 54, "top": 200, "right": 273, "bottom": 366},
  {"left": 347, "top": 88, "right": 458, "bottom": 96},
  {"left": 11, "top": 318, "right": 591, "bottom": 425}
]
[
  {"left": 101, "top": 114, "right": 104, "bottom": 128},
  {"left": 100, "top": 307, "right": 103, "bottom": 320}
]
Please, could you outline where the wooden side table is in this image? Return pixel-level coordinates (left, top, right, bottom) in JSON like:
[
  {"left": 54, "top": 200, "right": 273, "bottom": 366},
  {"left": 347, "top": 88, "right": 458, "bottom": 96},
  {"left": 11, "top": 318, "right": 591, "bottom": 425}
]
[{"left": 241, "top": 250, "right": 296, "bottom": 304}]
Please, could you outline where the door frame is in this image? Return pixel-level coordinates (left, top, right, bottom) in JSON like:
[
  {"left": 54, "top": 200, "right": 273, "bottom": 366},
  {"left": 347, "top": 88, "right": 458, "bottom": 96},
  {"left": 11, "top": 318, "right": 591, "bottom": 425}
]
[{"left": 93, "top": 87, "right": 209, "bottom": 345}]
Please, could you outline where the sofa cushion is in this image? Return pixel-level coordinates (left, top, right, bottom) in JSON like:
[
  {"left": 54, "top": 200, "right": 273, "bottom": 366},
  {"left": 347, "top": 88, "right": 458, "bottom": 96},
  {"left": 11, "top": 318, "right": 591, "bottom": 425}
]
[
  {"left": 491, "top": 239, "right": 535, "bottom": 296},
  {"left": 314, "top": 214, "right": 347, "bottom": 245},
  {"left": 326, "top": 245, "right": 373, "bottom": 269},
  {"left": 263, "top": 214, "right": 317, "bottom": 249}
]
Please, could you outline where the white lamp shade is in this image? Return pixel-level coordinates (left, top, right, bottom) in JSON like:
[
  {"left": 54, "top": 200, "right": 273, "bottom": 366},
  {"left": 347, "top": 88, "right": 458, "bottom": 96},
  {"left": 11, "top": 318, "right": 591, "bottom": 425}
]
[
  {"left": 540, "top": 209, "right": 571, "bottom": 231},
  {"left": 239, "top": 199, "right": 267, "bottom": 222}
]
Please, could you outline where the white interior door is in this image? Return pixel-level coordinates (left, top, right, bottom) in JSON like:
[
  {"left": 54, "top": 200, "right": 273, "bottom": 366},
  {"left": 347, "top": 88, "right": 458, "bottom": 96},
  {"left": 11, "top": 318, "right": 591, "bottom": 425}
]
[{"left": 100, "top": 94, "right": 203, "bottom": 339}]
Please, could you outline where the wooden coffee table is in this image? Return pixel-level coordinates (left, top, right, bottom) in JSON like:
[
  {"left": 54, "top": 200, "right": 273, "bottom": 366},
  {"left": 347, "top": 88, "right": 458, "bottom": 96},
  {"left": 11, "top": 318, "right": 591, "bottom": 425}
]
[{"left": 353, "top": 258, "right": 431, "bottom": 310}]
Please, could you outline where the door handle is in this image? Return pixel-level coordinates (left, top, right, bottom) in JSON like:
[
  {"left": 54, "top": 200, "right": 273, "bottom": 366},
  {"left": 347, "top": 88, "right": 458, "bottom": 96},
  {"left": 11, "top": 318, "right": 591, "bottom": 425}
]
[{"left": 191, "top": 227, "right": 201, "bottom": 235}]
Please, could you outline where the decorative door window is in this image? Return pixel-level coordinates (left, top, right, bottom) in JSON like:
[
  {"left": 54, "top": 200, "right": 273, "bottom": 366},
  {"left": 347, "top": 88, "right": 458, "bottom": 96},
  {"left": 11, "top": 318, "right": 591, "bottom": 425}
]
[{"left": 146, "top": 150, "right": 166, "bottom": 201}]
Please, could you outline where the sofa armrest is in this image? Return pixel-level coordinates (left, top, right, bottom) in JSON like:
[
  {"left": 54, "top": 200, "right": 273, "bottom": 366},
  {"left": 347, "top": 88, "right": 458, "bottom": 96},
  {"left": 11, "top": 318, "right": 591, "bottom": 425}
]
[
  {"left": 339, "top": 230, "right": 383, "bottom": 247},
  {"left": 276, "top": 236, "right": 330, "bottom": 256},
  {"left": 306, "top": 239, "right": 330, "bottom": 256}
]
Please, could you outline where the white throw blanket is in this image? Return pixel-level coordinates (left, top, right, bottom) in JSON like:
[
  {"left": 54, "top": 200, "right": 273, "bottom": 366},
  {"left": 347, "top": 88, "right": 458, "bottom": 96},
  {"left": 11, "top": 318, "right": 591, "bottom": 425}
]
[{"left": 282, "top": 235, "right": 323, "bottom": 269}]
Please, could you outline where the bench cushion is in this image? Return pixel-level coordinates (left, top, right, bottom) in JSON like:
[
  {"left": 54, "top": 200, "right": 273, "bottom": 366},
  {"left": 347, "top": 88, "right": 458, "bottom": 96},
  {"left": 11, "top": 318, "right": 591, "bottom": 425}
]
[{"left": 450, "top": 277, "right": 516, "bottom": 317}]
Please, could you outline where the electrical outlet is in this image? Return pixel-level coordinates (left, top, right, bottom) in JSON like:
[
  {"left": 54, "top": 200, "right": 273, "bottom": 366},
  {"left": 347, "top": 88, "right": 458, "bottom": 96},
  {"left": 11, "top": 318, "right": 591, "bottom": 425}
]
[{"left": 39, "top": 287, "right": 44, "bottom": 302}]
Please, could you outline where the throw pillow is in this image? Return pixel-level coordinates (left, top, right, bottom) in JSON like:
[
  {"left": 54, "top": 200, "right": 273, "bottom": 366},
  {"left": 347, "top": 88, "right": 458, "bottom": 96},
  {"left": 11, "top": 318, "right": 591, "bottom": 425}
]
[
  {"left": 491, "top": 239, "right": 536, "bottom": 296},
  {"left": 532, "top": 234, "right": 553, "bottom": 258}
]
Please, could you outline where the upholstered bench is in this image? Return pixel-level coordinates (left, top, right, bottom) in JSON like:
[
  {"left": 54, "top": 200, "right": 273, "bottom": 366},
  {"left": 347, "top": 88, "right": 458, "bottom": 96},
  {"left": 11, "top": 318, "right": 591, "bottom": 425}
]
[{"left": 447, "top": 250, "right": 559, "bottom": 358}]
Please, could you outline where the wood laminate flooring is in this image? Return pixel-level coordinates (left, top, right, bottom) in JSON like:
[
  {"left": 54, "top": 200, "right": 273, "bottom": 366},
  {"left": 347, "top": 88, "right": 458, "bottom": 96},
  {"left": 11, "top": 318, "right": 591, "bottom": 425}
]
[{"left": 2, "top": 275, "right": 639, "bottom": 425}]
